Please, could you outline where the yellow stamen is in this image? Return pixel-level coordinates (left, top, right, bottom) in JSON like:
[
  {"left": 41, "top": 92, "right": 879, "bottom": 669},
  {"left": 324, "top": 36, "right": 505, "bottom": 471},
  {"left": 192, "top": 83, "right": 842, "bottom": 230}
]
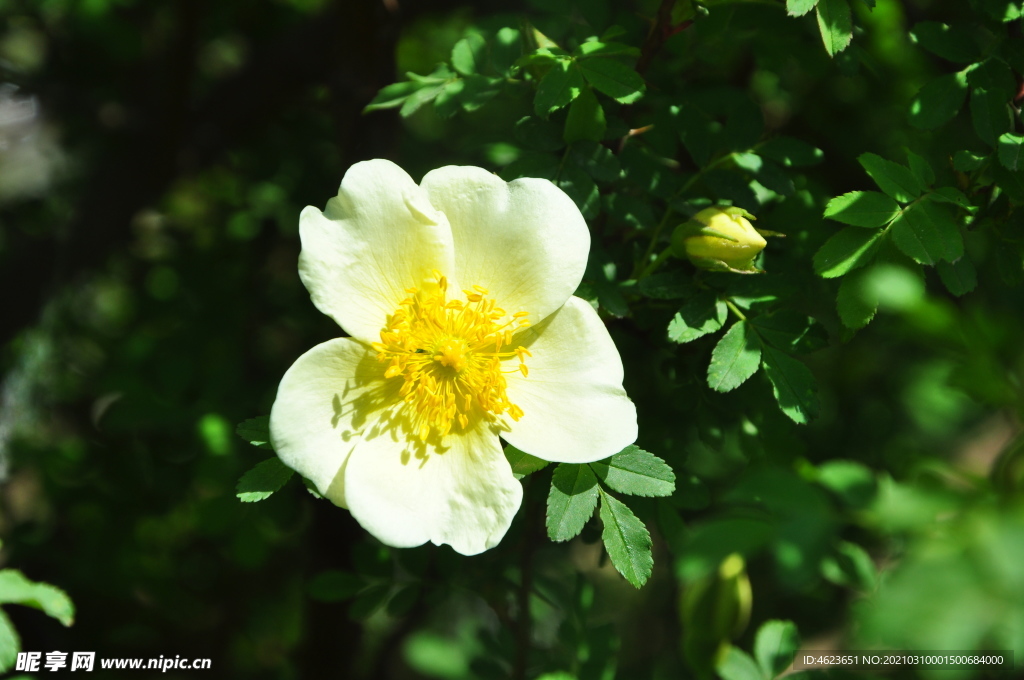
[{"left": 374, "top": 273, "right": 530, "bottom": 440}]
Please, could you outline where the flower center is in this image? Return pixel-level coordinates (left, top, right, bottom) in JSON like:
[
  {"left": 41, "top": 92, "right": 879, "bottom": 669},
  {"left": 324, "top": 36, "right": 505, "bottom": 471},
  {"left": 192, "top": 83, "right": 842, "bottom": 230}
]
[{"left": 372, "top": 272, "right": 531, "bottom": 441}]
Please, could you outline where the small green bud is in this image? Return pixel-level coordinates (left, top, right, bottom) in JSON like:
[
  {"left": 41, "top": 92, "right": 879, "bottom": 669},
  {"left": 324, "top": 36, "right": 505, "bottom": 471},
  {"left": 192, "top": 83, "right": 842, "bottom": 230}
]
[{"left": 671, "top": 206, "right": 768, "bottom": 274}]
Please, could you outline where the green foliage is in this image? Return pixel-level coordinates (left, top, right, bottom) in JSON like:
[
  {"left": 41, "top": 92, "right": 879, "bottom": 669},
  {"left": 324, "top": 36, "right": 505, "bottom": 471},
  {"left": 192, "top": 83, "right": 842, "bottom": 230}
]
[
  {"left": 706, "top": 618, "right": 801, "bottom": 680},
  {"left": 547, "top": 462, "right": 600, "bottom": 542},
  {"left": 824, "top": 191, "right": 900, "bottom": 228},
  {"left": 590, "top": 445, "right": 675, "bottom": 496},
  {"left": 235, "top": 415, "right": 273, "bottom": 450},
  {"left": 597, "top": 488, "right": 653, "bottom": 588},
  {"left": 236, "top": 457, "right": 295, "bottom": 502},
  {"left": 754, "top": 620, "right": 800, "bottom": 678},
  {"left": 7, "top": 0, "right": 1024, "bottom": 677},
  {"left": 668, "top": 292, "right": 728, "bottom": 343},
  {"left": 708, "top": 321, "right": 762, "bottom": 393},
  {"left": 504, "top": 444, "right": 551, "bottom": 479},
  {"left": 815, "top": 0, "right": 853, "bottom": 57},
  {"left": 546, "top": 446, "right": 674, "bottom": 586},
  {"left": 0, "top": 571, "right": 75, "bottom": 673},
  {"left": 0, "top": 571, "right": 75, "bottom": 627}
]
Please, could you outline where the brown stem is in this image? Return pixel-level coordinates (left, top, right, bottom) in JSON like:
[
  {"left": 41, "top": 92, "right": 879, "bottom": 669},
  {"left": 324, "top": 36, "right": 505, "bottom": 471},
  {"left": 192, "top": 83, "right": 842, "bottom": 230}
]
[
  {"left": 635, "top": 0, "right": 682, "bottom": 77},
  {"left": 512, "top": 478, "right": 541, "bottom": 680}
]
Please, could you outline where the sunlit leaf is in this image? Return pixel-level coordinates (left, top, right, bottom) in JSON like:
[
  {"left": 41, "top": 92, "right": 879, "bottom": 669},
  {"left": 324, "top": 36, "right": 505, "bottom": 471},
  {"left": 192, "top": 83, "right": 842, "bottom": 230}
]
[
  {"left": 708, "top": 321, "right": 762, "bottom": 393},
  {"left": 0, "top": 571, "right": 74, "bottom": 626},
  {"left": 547, "top": 463, "right": 599, "bottom": 541},
  {"left": 590, "top": 446, "right": 675, "bottom": 497},
  {"left": 236, "top": 457, "right": 295, "bottom": 502},
  {"left": 598, "top": 489, "right": 653, "bottom": 588}
]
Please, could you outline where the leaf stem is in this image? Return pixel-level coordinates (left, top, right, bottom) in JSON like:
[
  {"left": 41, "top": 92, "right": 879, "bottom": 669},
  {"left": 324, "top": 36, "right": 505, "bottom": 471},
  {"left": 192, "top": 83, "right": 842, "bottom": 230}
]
[
  {"left": 725, "top": 298, "right": 747, "bottom": 321},
  {"left": 638, "top": 246, "right": 674, "bottom": 280}
]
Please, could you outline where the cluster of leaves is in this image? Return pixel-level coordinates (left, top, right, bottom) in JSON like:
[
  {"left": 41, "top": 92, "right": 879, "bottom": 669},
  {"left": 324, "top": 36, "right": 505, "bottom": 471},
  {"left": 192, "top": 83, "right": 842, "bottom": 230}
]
[
  {"left": 816, "top": 4, "right": 1024, "bottom": 331},
  {"left": 666, "top": 290, "right": 826, "bottom": 424},
  {"left": 533, "top": 445, "right": 674, "bottom": 588},
  {"left": 235, "top": 416, "right": 674, "bottom": 589},
  {"left": 0, "top": 566, "right": 75, "bottom": 674}
]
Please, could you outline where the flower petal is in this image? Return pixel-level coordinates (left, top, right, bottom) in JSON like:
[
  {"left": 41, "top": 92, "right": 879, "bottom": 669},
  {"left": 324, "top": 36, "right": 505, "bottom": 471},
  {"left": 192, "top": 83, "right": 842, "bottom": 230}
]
[
  {"left": 420, "top": 166, "right": 589, "bottom": 324},
  {"left": 299, "top": 159, "right": 456, "bottom": 342},
  {"left": 269, "top": 337, "right": 398, "bottom": 508},
  {"left": 343, "top": 423, "right": 523, "bottom": 555},
  {"left": 502, "top": 296, "right": 637, "bottom": 463}
]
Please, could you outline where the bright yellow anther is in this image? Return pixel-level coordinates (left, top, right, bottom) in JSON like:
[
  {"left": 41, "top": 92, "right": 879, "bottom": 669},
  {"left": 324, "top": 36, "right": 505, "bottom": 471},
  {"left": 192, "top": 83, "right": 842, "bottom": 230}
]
[{"left": 374, "top": 277, "right": 531, "bottom": 441}]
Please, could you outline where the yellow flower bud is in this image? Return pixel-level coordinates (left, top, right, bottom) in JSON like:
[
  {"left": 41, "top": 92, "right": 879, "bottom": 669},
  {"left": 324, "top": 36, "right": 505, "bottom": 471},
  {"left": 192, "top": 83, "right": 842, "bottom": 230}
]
[{"left": 671, "top": 206, "right": 768, "bottom": 274}]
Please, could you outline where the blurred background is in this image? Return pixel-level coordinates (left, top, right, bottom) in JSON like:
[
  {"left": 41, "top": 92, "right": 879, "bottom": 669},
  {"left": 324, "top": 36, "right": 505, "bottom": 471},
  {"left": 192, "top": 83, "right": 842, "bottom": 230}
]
[{"left": 1, "top": 0, "right": 1023, "bottom": 678}]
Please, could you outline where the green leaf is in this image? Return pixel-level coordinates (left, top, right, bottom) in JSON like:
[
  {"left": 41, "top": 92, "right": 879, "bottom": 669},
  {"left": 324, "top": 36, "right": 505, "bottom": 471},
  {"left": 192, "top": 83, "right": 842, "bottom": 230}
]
[
  {"left": 590, "top": 446, "right": 676, "bottom": 497},
  {"left": 815, "top": 0, "right": 853, "bottom": 57},
  {"left": 952, "top": 150, "right": 986, "bottom": 171},
  {"left": 910, "top": 22, "right": 981, "bottom": 64},
  {"left": 716, "top": 646, "right": 764, "bottom": 680},
  {"left": 970, "top": 87, "right": 1011, "bottom": 147},
  {"left": 975, "top": 0, "right": 1023, "bottom": 21},
  {"left": 236, "top": 415, "right": 272, "bottom": 450},
  {"left": 998, "top": 132, "right": 1024, "bottom": 171},
  {"left": 0, "top": 609, "right": 18, "bottom": 675},
  {"left": 817, "top": 460, "right": 876, "bottom": 508},
  {"left": 575, "top": 41, "right": 641, "bottom": 59},
  {"left": 812, "top": 226, "right": 884, "bottom": 278},
  {"left": 708, "top": 321, "right": 762, "bottom": 393},
  {"left": 758, "top": 137, "right": 824, "bottom": 167},
  {"left": 906, "top": 151, "right": 935, "bottom": 189},
  {"left": 398, "top": 82, "right": 446, "bottom": 117},
  {"left": 761, "top": 346, "right": 819, "bottom": 424},
  {"left": 0, "top": 571, "right": 74, "bottom": 626},
  {"left": 908, "top": 71, "right": 968, "bottom": 130},
  {"left": 937, "top": 256, "right": 978, "bottom": 296},
  {"left": 752, "top": 157, "right": 795, "bottom": 196},
  {"left": 236, "top": 457, "right": 295, "bottom": 502},
  {"left": 514, "top": 115, "right": 563, "bottom": 152},
  {"left": 639, "top": 269, "right": 695, "bottom": 300},
  {"left": 787, "top": 0, "right": 819, "bottom": 16},
  {"left": 598, "top": 488, "right": 654, "bottom": 588},
  {"left": 564, "top": 86, "right": 607, "bottom": 144},
  {"left": 451, "top": 33, "right": 486, "bottom": 76},
  {"left": 491, "top": 27, "right": 522, "bottom": 76},
  {"left": 668, "top": 292, "right": 728, "bottom": 343},
  {"left": 754, "top": 620, "right": 800, "bottom": 678},
  {"left": 968, "top": 57, "right": 1016, "bottom": 94},
  {"left": 821, "top": 541, "right": 877, "bottom": 591},
  {"left": 432, "top": 79, "right": 464, "bottom": 119},
  {"left": 750, "top": 311, "right": 828, "bottom": 354},
  {"left": 824, "top": 191, "right": 899, "bottom": 227},
  {"left": 577, "top": 58, "right": 646, "bottom": 104},
  {"left": 836, "top": 267, "right": 878, "bottom": 330},
  {"left": 569, "top": 141, "right": 621, "bottom": 182},
  {"left": 558, "top": 164, "right": 600, "bottom": 219},
  {"left": 534, "top": 60, "right": 585, "bottom": 117},
  {"left": 547, "top": 463, "right": 600, "bottom": 541},
  {"left": 858, "top": 153, "right": 922, "bottom": 202},
  {"left": 992, "top": 163, "right": 1024, "bottom": 203},
  {"left": 363, "top": 80, "right": 423, "bottom": 113},
  {"left": 505, "top": 444, "right": 550, "bottom": 479},
  {"left": 929, "top": 186, "right": 972, "bottom": 209},
  {"left": 500, "top": 151, "right": 560, "bottom": 181},
  {"left": 890, "top": 200, "right": 963, "bottom": 265},
  {"left": 456, "top": 74, "right": 501, "bottom": 112}
]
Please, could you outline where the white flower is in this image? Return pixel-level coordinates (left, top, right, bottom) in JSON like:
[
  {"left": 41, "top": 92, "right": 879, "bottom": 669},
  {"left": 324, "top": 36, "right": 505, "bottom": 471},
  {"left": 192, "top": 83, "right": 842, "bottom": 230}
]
[{"left": 269, "top": 160, "right": 637, "bottom": 555}]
